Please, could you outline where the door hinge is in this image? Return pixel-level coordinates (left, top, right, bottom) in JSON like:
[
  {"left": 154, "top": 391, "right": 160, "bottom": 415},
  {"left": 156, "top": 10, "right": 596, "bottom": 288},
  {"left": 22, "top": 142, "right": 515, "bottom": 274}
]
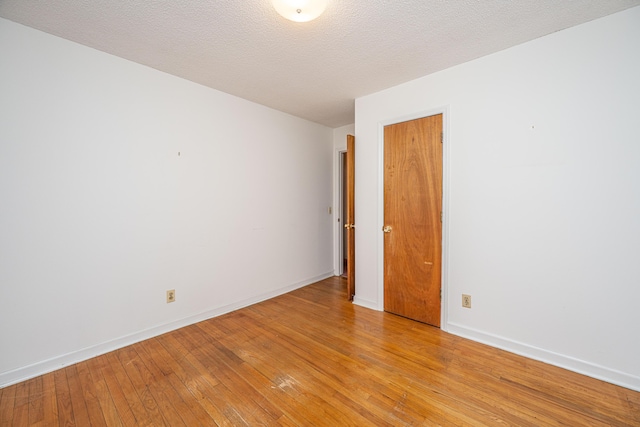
[
  {"left": 441, "top": 132, "right": 443, "bottom": 143},
  {"left": 440, "top": 211, "right": 443, "bottom": 223}
]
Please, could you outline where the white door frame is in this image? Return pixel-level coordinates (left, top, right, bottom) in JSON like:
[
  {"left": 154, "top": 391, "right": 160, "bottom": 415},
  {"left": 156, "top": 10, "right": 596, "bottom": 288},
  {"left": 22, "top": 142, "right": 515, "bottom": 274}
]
[
  {"left": 377, "top": 106, "right": 451, "bottom": 331},
  {"left": 333, "top": 148, "right": 347, "bottom": 276}
]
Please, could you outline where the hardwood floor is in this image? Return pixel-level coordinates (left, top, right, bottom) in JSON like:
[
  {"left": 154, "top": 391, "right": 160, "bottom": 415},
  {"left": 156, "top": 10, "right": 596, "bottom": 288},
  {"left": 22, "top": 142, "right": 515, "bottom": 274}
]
[{"left": 1, "top": 276, "right": 639, "bottom": 426}]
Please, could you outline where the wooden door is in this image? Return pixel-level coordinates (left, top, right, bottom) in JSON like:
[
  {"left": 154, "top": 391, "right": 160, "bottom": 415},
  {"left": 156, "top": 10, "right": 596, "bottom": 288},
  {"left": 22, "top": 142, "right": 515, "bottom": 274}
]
[
  {"left": 345, "top": 135, "right": 355, "bottom": 301},
  {"left": 383, "top": 115, "right": 442, "bottom": 326}
]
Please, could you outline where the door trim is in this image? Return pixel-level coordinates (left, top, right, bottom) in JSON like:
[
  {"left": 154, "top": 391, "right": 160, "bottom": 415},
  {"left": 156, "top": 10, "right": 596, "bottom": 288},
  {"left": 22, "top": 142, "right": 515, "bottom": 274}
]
[
  {"left": 333, "top": 148, "right": 347, "bottom": 276},
  {"left": 376, "top": 106, "right": 450, "bottom": 331}
]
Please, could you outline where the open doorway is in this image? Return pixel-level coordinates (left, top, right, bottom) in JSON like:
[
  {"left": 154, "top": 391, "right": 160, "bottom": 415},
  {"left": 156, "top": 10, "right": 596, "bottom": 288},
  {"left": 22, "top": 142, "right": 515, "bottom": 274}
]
[
  {"left": 334, "top": 131, "right": 355, "bottom": 301},
  {"left": 341, "top": 151, "right": 348, "bottom": 277}
]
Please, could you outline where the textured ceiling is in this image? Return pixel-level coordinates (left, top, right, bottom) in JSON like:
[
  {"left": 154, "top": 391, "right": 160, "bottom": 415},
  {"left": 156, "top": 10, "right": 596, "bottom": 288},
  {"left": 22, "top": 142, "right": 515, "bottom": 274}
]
[{"left": 1, "top": 0, "right": 639, "bottom": 127}]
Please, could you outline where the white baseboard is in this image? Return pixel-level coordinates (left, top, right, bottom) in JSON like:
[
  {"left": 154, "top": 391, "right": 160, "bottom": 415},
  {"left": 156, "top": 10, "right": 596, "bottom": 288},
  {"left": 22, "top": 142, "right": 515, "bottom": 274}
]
[
  {"left": 0, "top": 271, "right": 334, "bottom": 388},
  {"left": 352, "top": 296, "right": 380, "bottom": 311},
  {"left": 446, "top": 322, "right": 640, "bottom": 392}
]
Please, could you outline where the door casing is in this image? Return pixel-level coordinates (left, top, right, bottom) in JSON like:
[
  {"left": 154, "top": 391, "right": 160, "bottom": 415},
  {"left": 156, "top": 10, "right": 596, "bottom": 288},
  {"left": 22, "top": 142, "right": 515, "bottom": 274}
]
[
  {"left": 376, "top": 107, "right": 450, "bottom": 331},
  {"left": 334, "top": 148, "right": 347, "bottom": 276}
]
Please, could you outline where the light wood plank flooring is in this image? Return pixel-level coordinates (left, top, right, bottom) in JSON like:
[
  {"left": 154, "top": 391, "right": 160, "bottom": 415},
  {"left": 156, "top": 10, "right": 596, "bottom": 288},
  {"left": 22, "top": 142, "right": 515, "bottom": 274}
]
[{"left": 1, "top": 276, "right": 639, "bottom": 426}]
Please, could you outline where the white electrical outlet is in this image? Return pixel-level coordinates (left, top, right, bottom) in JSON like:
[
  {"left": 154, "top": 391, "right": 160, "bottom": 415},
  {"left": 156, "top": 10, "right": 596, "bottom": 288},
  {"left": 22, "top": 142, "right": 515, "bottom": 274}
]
[
  {"left": 462, "top": 294, "right": 471, "bottom": 308},
  {"left": 167, "top": 290, "right": 176, "bottom": 303}
]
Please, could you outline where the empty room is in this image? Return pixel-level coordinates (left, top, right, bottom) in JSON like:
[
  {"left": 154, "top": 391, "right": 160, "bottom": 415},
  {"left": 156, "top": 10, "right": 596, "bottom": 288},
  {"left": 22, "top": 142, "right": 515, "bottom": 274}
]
[{"left": 1, "top": 1, "right": 639, "bottom": 425}]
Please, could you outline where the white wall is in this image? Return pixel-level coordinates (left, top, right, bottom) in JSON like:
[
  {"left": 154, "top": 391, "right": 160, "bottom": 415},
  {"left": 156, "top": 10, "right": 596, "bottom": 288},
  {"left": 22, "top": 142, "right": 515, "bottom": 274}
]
[
  {"left": 332, "top": 124, "right": 355, "bottom": 274},
  {"left": 0, "top": 18, "right": 333, "bottom": 386},
  {"left": 333, "top": 124, "right": 354, "bottom": 152},
  {"left": 354, "top": 7, "right": 640, "bottom": 390}
]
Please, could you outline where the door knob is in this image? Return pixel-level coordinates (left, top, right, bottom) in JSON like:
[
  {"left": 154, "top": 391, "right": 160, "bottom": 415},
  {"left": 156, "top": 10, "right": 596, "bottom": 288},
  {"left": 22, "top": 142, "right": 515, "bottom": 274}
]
[{"left": 383, "top": 225, "right": 392, "bottom": 233}]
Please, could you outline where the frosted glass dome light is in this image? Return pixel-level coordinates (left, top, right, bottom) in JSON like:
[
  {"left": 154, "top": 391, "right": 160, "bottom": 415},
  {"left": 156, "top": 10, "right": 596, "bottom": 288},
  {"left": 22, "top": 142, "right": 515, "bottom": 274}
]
[{"left": 271, "top": 0, "right": 328, "bottom": 23}]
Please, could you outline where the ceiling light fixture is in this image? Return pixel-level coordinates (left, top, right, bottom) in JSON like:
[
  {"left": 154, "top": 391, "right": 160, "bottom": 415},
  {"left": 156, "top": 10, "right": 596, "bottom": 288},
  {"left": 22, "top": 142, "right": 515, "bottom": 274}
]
[{"left": 271, "top": 0, "right": 327, "bottom": 23}]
